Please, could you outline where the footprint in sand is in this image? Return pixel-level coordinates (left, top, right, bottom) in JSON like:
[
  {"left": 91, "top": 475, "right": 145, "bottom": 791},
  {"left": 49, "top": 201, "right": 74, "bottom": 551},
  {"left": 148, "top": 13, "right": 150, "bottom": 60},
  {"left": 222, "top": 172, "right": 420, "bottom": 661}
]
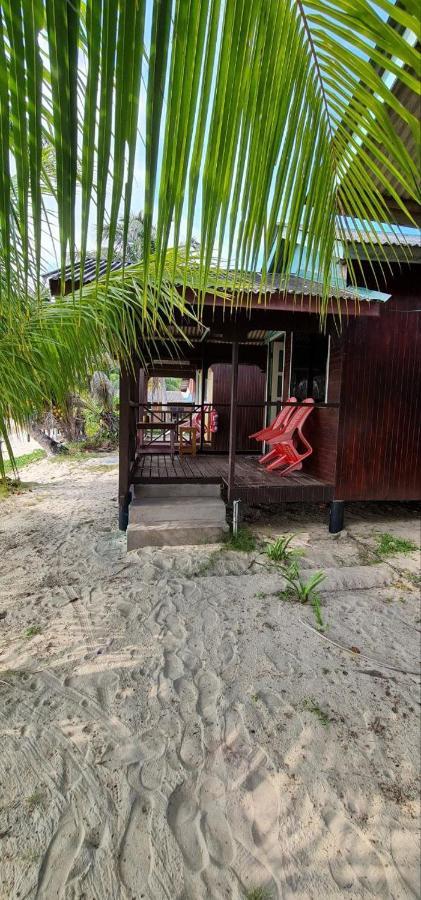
[
  {"left": 201, "top": 805, "right": 234, "bottom": 866},
  {"left": 36, "top": 805, "right": 85, "bottom": 899},
  {"left": 119, "top": 795, "right": 153, "bottom": 894},
  {"left": 244, "top": 766, "right": 280, "bottom": 852},
  {"left": 174, "top": 675, "right": 198, "bottom": 721},
  {"left": 167, "top": 781, "right": 209, "bottom": 873},
  {"left": 180, "top": 720, "right": 204, "bottom": 770},
  {"left": 391, "top": 828, "right": 421, "bottom": 897},
  {"left": 163, "top": 649, "right": 185, "bottom": 680},
  {"left": 322, "top": 806, "right": 388, "bottom": 895},
  {"left": 196, "top": 670, "right": 220, "bottom": 724}
]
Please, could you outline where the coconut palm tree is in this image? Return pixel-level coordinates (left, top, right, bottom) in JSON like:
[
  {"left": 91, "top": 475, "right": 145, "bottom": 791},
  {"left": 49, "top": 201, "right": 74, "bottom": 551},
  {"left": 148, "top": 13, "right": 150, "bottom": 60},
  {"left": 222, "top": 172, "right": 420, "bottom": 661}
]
[
  {"left": 0, "top": 1, "right": 418, "bottom": 297},
  {"left": 0, "top": 2, "right": 419, "bottom": 472},
  {"left": 0, "top": 249, "right": 201, "bottom": 475}
]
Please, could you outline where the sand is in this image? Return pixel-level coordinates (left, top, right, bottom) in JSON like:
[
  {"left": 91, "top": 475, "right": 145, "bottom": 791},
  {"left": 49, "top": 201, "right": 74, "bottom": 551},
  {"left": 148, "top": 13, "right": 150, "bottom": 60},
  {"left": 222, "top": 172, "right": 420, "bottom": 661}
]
[{"left": 0, "top": 454, "right": 420, "bottom": 900}]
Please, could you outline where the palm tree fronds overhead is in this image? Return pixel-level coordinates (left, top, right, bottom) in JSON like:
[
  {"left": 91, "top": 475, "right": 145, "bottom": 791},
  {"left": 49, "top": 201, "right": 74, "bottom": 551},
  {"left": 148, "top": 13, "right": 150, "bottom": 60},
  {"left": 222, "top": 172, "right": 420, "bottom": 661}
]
[
  {"left": 0, "top": 248, "right": 201, "bottom": 477},
  {"left": 0, "top": 1, "right": 419, "bottom": 305}
]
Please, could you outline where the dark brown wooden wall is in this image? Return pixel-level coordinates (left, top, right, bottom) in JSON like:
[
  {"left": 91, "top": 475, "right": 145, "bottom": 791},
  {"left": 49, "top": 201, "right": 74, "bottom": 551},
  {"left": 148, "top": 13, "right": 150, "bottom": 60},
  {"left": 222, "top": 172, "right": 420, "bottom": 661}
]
[
  {"left": 210, "top": 363, "right": 266, "bottom": 452},
  {"left": 335, "top": 293, "right": 421, "bottom": 501},
  {"left": 305, "top": 336, "right": 342, "bottom": 483}
]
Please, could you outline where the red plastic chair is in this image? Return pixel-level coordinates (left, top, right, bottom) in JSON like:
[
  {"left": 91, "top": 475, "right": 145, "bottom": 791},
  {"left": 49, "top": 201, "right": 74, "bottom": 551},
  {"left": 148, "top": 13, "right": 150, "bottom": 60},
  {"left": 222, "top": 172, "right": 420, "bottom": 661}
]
[
  {"left": 264, "top": 399, "right": 315, "bottom": 474},
  {"left": 249, "top": 397, "right": 297, "bottom": 443},
  {"left": 192, "top": 406, "right": 218, "bottom": 437}
]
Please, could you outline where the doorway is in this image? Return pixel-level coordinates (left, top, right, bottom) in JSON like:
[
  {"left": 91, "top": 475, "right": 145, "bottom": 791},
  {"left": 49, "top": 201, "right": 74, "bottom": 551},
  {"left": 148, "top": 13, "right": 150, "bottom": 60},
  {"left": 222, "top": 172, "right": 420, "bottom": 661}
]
[{"left": 289, "top": 333, "right": 330, "bottom": 402}]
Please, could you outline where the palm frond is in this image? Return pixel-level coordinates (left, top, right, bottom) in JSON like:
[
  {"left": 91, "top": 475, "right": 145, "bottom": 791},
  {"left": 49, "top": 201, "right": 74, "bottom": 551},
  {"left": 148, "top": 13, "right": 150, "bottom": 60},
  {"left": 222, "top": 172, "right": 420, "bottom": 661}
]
[
  {"left": 0, "top": 1, "right": 418, "bottom": 308},
  {"left": 0, "top": 248, "right": 199, "bottom": 477}
]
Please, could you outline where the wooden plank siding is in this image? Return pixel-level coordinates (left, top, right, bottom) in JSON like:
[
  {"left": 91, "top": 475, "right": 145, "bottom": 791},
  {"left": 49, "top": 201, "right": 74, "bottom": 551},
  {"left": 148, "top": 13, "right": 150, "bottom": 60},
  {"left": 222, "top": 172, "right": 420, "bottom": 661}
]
[
  {"left": 335, "top": 294, "right": 421, "bottom": 501},
  {"left": 210, "top": 363, "right": 266, "bottom": 452}
]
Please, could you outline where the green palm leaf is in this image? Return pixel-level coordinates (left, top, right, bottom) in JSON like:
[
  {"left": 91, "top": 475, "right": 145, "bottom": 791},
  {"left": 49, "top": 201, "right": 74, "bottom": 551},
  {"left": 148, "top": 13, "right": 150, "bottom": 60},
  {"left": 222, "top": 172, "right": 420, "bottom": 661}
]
[
  {"left": 0, "top": 1, "right": 419, "bottom": 478},
  {"left": 0, "top": 0, "right": 418, "bottom": 302}
]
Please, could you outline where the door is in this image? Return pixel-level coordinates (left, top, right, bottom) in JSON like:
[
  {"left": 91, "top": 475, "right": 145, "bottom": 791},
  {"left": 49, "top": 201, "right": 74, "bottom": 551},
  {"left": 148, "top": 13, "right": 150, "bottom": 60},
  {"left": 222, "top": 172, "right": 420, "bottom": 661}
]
[{"left": 265, "top": 335, "right": 286, "bottom": 427}]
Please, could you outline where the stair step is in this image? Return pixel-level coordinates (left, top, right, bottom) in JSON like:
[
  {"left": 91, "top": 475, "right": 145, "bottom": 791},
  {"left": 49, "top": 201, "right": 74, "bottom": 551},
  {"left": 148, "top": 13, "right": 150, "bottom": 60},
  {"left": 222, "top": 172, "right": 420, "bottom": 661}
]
[
  {"left": 133, "top": 483, "right": 221, "bottom": 499},
  {"left": 129, "top": 497, "right": 227, "bottom": 526},
  {"left": 127, "top": 521, "right": 228, "bottom": 549}
]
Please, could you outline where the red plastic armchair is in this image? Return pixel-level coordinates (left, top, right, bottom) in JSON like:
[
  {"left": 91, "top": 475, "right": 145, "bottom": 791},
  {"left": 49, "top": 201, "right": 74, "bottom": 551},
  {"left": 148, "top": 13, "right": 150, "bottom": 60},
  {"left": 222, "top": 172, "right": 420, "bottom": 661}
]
[
  {"left": 264, "top": 398, "right": 315, "bottom": 474},
  {"left": 249, "top": 397, "right": 297, "bottom": 443}
]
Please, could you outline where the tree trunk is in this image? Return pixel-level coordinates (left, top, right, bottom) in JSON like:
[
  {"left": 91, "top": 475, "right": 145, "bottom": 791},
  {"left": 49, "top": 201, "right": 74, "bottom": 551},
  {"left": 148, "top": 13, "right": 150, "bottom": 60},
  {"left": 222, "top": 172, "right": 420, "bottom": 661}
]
[{"left": 29, "top": 422, "right": 68, "bottom": 455}]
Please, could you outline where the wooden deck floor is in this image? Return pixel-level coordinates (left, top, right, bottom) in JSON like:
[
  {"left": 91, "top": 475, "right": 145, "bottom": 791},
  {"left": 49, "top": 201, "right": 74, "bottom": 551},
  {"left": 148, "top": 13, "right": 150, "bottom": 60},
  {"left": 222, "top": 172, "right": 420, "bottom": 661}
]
[{"left": 133, "top": 453, "right": 334, "bottom": 503}]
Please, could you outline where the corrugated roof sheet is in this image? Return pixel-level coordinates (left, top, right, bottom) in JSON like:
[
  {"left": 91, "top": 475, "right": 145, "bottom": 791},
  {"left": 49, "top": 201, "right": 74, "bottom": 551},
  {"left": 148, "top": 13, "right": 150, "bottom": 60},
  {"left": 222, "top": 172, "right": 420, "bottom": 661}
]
[
  {"left": 44, "top": 260, "right": 388, "bottom": 302},
  {"left": 223, "top": 273, "right": 389, "bottom": 302},
  {"left": 337, "top": 224, "right": 421, "bottom": 247},
  {"left": 44, "top": 257, "right": 123, "bottom": 285}
]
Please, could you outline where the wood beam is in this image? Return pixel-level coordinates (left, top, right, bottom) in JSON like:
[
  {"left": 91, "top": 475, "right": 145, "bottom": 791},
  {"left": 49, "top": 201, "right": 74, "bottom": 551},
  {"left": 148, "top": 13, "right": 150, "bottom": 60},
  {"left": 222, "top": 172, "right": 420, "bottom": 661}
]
[
  {"left": 182, "top": 286, "right": 381, "bottom": 318},
  {"left": 228, "top": 340, "right": 239, "bottom": 502}
]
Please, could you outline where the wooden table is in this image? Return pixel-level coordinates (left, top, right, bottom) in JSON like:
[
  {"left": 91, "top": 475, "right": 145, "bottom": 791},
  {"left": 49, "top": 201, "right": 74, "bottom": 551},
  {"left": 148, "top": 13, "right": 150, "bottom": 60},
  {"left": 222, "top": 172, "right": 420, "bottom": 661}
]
[
  {"left": 179, "top": 425, "right": 197, "bottom": 456},
  {"left": 136, "top": 421, "right": 177, "bottom": 459}
]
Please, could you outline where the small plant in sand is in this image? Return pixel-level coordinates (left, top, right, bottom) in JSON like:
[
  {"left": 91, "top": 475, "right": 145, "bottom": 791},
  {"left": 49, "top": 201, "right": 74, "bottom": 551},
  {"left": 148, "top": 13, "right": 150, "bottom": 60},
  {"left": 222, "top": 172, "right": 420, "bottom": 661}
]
[
  {"left": 302, "top": 698, "right": 330, "bottom": 726},
  {"left": 407, "top": 572, "right": 421, "bottom": 588},
  {"left": 279, "top": 569, "right": 327, "bottom": 631},
  {"left": 24, "top": 625, "right": 42, "bottom": 639},
  {"left": 280, "top": 569, "right": 326, "bottom": 603},
  {"left": 376, "top": 533, "right": 417, "bottom": 557},
  {"left": 26, "top": 791, "right": 45, "bottom": 811},
  {"left": 224, "top": 527, "right": 256, "bottom": 553},
  {"left": 244, "top": 887, "right": 273, "bottom": 900},
  {"left": 310, "top": 592, "right": 327, "bottom": 632},
  {"left": 265, "top": 533, "right": 301, "bottom": 565}
]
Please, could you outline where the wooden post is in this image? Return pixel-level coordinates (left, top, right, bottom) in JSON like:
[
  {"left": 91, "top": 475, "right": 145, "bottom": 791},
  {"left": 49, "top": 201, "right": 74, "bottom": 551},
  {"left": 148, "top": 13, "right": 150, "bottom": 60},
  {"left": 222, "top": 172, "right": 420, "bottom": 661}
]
[
  {"left": 118, "top": 365, "right": 131, "bottom": 530},
  {"left": 128, "top": 361, "right": 139, "bottom": 464},
  {"left": 200, "top": 355, "right": 206, "bottom": 453},
  {"left": 228, "top": 340, "right": 239, "bottom": 502},
  {"left": 138, "top": 368, "right": 146, "bottom": 449}
]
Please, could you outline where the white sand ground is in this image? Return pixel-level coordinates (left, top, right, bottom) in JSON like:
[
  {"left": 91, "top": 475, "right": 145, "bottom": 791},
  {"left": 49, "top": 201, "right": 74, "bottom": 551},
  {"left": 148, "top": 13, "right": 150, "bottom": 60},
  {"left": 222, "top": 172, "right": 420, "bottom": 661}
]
[{"left": 0, "top": 454, "right": 420, "bottom": 900}]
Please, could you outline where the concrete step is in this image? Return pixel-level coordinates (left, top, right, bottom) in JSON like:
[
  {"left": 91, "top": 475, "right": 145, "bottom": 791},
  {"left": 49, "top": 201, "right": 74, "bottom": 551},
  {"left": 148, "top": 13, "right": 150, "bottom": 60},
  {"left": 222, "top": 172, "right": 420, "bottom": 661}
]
[
  {"left": 127, "top": 521, "right": 228, "bottom": 549},
  {"left": 129, "top": 496, "right": 227, "bottom": 526},
  {"left": 133, "top": 483, "right": 221, "bottom": 500},
  {"left": 127, "top": 490, "right": 228, "bottom": 549}
]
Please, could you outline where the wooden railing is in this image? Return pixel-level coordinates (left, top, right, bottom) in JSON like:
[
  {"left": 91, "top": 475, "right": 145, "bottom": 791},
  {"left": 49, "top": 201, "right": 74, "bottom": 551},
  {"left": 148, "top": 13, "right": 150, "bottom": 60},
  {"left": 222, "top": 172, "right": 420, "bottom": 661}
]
[{"left": 130, "top": 399, "right": 339, "bottom": 454}]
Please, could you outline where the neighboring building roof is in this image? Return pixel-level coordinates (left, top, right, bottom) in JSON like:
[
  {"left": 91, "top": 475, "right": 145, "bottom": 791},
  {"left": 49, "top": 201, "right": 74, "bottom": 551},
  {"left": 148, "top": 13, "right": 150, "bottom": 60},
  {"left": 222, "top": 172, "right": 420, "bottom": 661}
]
[{"left": 44, "top": 257, "right": 122, "bottom": 293}]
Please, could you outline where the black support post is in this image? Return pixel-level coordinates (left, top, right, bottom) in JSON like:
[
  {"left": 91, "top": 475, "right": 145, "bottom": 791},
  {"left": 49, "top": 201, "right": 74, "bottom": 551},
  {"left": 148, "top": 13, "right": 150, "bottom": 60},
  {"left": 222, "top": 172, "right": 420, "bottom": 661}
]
[
  {"left": 118, "top": 365, "right": 131, "bottom": 531},
  {"left": 329, "top": 500, "right": 345, "bottom": 534},
  {"left": 228, "top": 340, "right": 239, "bottom": 502}
]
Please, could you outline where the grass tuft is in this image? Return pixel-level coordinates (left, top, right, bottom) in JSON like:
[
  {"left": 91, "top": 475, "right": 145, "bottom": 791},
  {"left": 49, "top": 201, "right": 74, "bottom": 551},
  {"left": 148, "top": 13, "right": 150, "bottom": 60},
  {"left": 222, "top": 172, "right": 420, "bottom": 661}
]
[
  {"left": 25, "top": 625, "right": 42, "bottom": 640},
  {"left": 3, "top": 450, "right": 46, "bottom": 474},
  {"left": 224, "top": 527, "right": 256, "bottom": 553},
  {"left": 265, "top": 533, "right": 301, "bottom": 565},
  {"left": 311, "top": 592, "right": 327, "bottom": 632},
  {"left": 303, "top": 698, "right": 330, "bottom": 726},
  {"left": 25, "top": 791, "right": 45, "bottom": 812},
  {"left": 244, "top": 888, "right": 273, "bottom": 900},
  {"left": 376, "top": 532, "right": 417, "bottom": 557}
]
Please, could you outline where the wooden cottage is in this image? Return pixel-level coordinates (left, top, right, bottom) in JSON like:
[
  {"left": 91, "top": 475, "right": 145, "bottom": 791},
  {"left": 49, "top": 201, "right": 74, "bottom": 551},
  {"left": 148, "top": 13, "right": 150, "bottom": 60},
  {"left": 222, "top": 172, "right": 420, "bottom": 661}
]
[{"left": 112, "top": 236, "right": 420, "bottom": 542}]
